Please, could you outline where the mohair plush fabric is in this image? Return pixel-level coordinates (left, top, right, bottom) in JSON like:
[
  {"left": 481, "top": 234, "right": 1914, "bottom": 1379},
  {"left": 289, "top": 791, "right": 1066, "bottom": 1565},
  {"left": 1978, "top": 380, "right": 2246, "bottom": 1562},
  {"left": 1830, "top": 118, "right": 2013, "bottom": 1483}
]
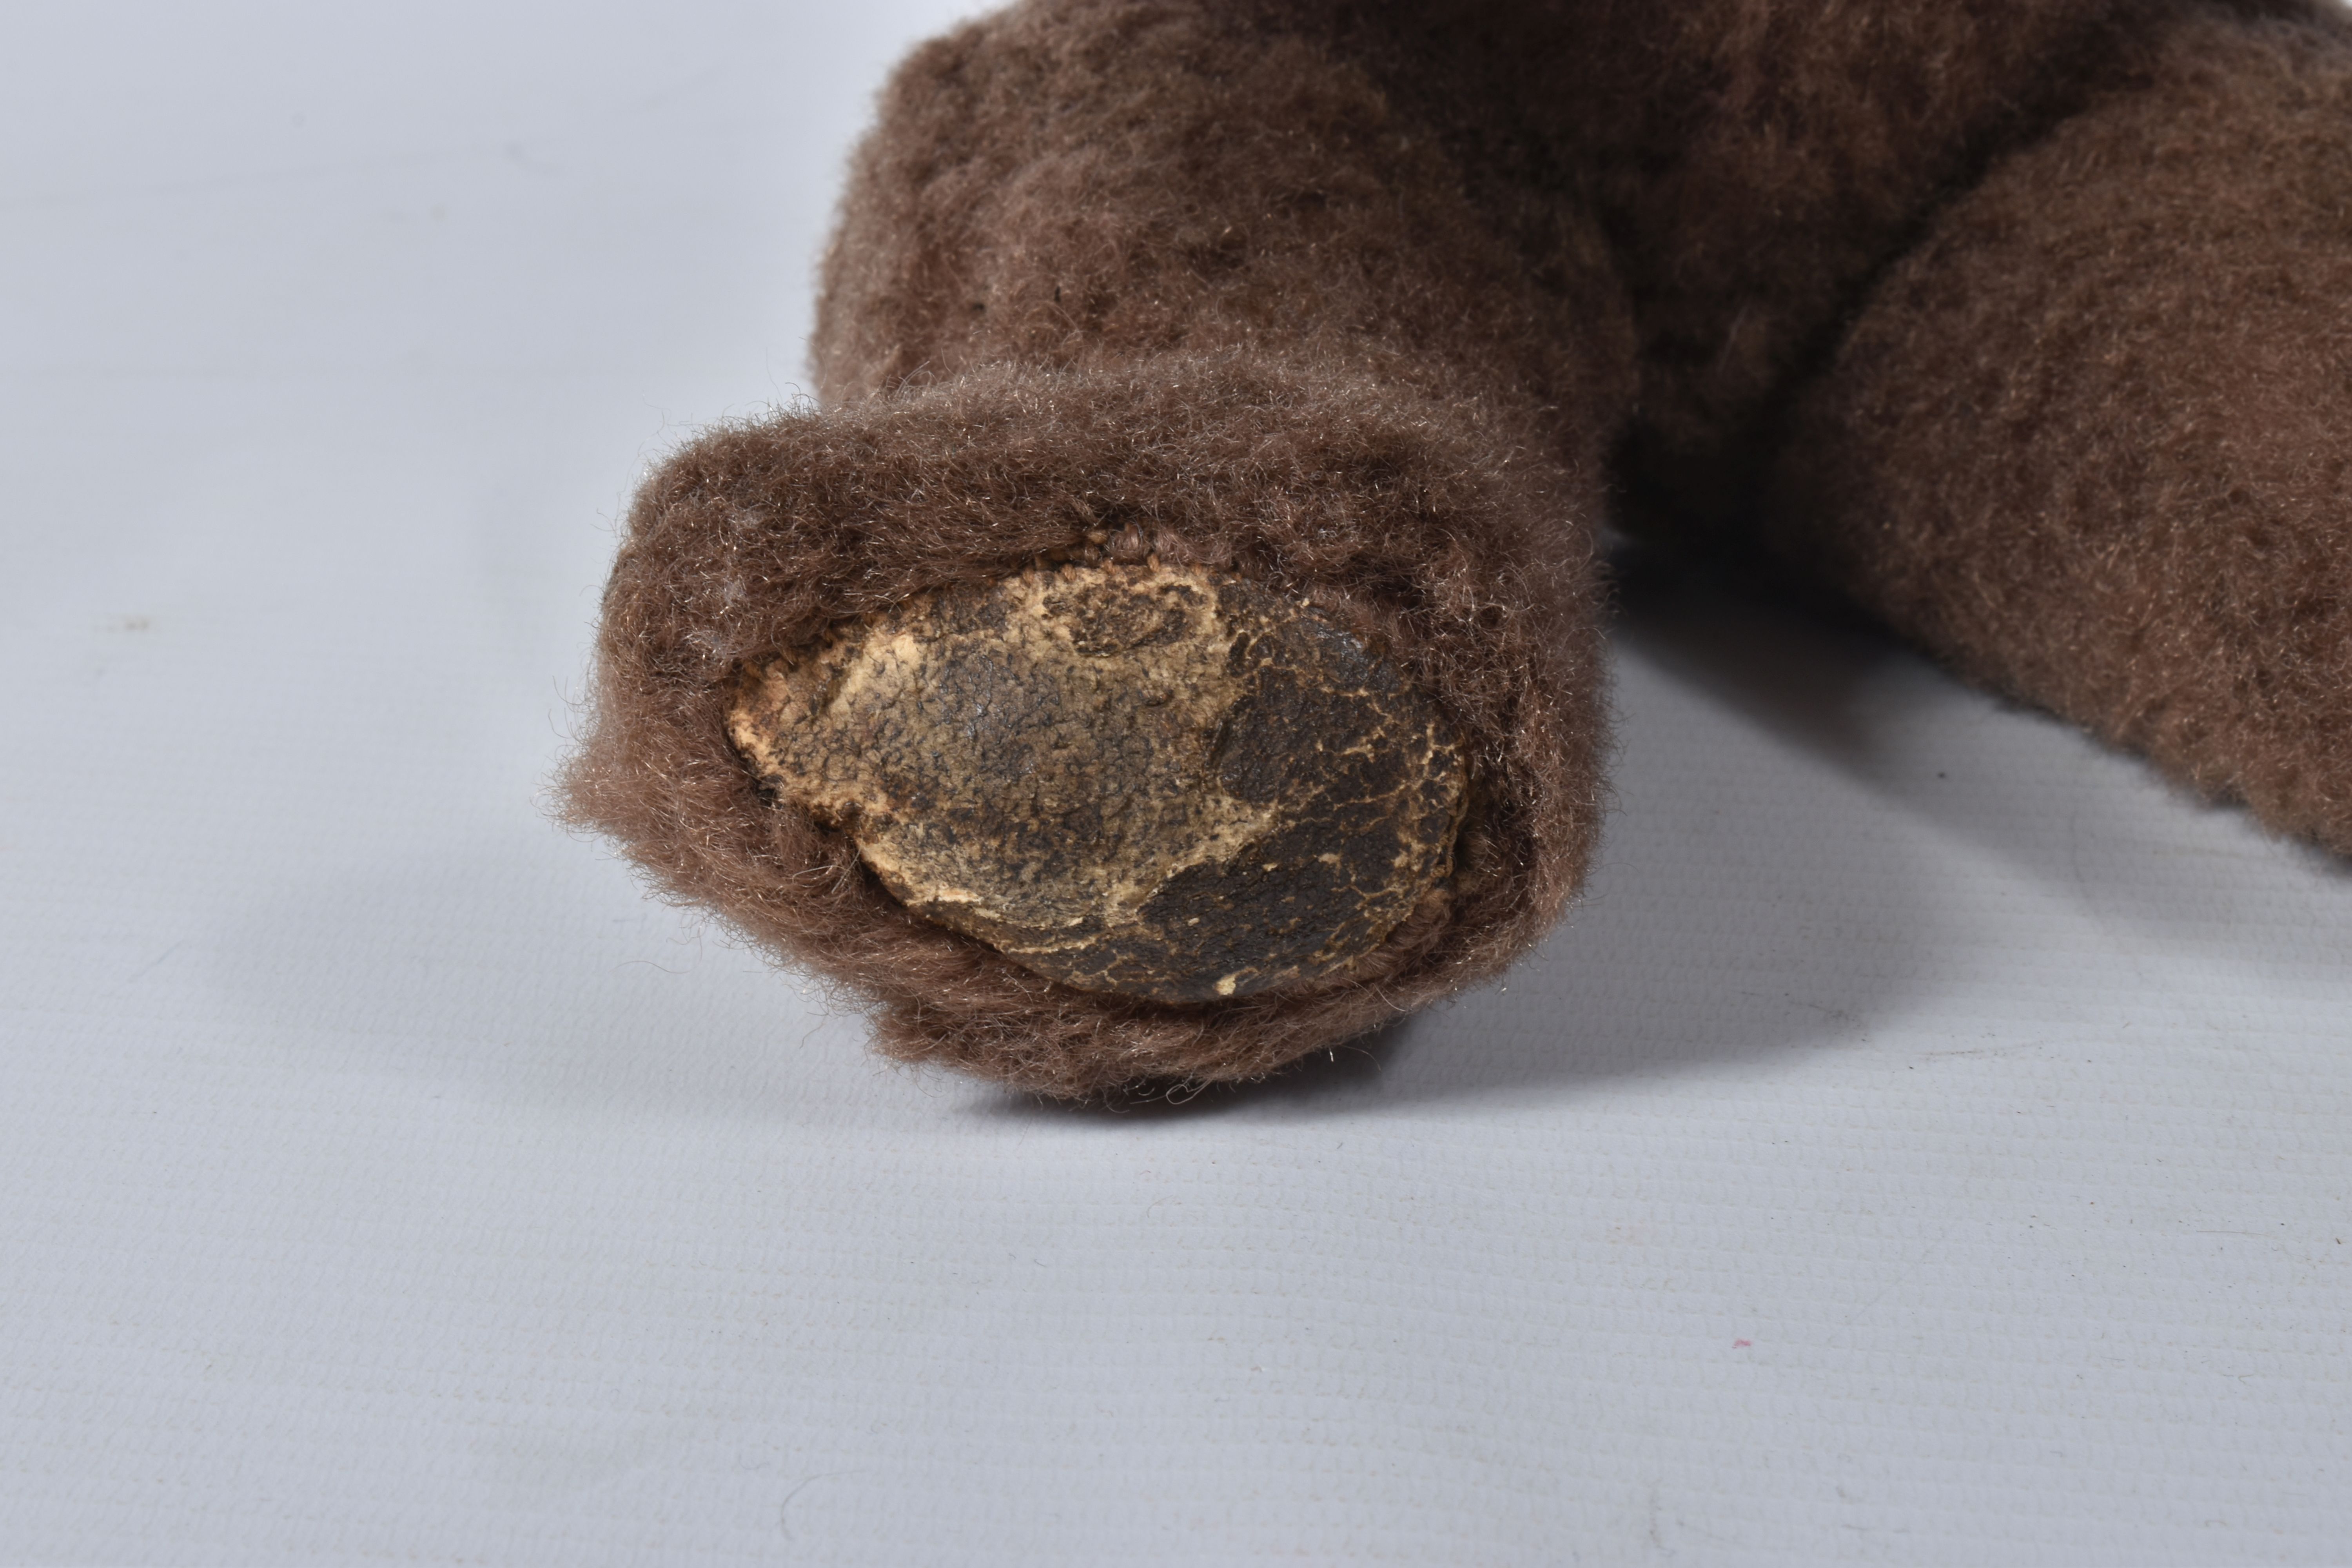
[
  {"left": 565, "top": 0, "right": 2352, "bottom": 1096},
  {"left": 1767, "top": 6, "right": 2352, "bottom": 854},
  {"left": 567, "top": 359, "right": 1611, "bottom": 1095}
]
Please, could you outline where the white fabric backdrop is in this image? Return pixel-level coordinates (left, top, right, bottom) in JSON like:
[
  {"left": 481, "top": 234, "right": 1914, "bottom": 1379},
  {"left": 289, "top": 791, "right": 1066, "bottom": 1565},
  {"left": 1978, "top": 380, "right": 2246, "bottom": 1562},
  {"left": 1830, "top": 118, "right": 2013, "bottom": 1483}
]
[{"left": 5, "top": 4, "right": 2348, "bottom": 1562}]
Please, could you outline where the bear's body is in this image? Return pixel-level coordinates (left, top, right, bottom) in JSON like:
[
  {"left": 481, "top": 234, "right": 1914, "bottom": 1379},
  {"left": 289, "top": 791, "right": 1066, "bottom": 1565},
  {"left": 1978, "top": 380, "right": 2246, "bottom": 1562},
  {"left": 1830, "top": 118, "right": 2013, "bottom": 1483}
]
[{"left": 565, "top": 0, "right": 2352, "bottom": 1095}]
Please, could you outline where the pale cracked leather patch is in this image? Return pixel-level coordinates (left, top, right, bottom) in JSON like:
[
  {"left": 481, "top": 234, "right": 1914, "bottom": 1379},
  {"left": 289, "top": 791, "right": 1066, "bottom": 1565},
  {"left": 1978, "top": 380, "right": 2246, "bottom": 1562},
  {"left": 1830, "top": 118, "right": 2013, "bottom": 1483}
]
[{"left": 727, "top": 562, "right": 1466, "bottom": 1003}]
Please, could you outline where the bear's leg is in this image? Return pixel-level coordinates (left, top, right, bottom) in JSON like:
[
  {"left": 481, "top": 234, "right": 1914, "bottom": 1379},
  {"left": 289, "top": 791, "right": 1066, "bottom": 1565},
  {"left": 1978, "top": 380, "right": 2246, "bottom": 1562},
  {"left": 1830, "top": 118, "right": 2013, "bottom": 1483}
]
[
  {"left": 1766, "top": 4, "right": 2352, "bottom": 853},
  {"left": 565, "top": 0, "right": 1638, "bottom": 1095}
]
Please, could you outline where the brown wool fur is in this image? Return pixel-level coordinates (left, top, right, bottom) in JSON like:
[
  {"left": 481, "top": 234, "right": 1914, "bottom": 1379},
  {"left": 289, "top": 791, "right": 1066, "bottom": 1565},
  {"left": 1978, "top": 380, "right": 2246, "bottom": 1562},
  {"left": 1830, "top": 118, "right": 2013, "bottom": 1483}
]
[{"left": 565, "top": 0, "right": 2352, "bottom": 1097}]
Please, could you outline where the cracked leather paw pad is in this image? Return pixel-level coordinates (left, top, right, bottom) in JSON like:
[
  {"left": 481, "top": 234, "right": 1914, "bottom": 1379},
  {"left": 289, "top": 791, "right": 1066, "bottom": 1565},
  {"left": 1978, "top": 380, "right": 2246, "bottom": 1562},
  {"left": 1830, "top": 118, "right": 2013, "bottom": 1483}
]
[{"left": 727, "top": 562, "right": 1467, "bottom": 1002}]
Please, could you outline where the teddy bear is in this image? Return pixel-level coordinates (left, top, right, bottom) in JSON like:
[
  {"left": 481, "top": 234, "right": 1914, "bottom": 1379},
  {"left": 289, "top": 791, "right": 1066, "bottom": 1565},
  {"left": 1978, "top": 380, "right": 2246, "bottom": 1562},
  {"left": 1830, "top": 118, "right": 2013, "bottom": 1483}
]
[{"left": 562, "top": 0, "right": 2352, "bottom": 1098}]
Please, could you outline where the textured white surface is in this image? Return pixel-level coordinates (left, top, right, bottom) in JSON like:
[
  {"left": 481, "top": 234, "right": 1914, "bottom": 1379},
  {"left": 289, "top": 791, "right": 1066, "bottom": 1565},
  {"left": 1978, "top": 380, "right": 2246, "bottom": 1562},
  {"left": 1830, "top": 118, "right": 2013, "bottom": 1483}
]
[{"left": 5, "top": 4, "right": 2350, "bottom": 1564}]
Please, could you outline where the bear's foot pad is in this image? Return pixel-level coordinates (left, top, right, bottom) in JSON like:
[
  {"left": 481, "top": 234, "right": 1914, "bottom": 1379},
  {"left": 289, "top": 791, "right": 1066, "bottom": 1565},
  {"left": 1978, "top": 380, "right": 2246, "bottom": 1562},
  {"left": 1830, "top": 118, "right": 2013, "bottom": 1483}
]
[{"left": 727, "top": 562, "right": 1466, "bottom": 1002}]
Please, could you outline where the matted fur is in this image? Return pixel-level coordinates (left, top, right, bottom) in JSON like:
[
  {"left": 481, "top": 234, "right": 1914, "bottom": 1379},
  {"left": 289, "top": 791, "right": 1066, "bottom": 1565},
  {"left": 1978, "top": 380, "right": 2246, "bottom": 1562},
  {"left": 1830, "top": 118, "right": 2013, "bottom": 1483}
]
[{"left": 565, "top": 0, "right": 2352, "bottom": 1095}]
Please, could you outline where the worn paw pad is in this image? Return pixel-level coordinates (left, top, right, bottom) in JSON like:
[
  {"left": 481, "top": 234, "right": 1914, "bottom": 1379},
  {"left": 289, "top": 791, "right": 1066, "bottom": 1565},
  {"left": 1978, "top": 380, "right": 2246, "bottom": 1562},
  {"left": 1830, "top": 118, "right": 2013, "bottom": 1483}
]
[{"left": 727, "top": 562, "right": 1466, "bottom": 1002}]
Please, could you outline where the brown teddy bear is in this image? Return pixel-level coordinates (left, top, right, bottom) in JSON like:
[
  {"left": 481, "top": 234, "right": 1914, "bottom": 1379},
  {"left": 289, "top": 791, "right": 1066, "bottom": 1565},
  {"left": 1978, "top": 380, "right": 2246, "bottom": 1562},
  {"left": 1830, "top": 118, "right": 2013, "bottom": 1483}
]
[{"left": 563, "top": 0, "right": 2352, "bottom": 1097}]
